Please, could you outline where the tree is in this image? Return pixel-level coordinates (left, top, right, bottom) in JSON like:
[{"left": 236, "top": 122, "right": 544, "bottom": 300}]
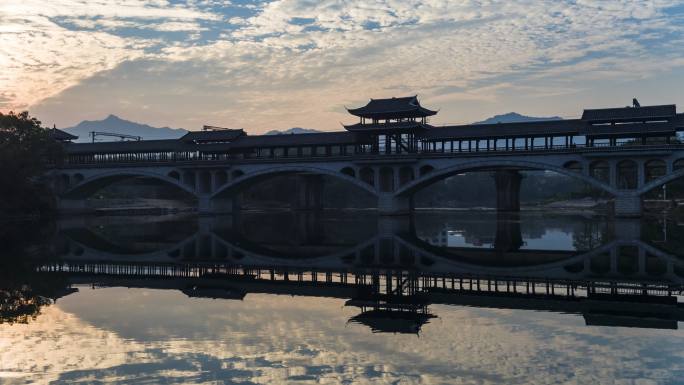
[{"left": 0, "top": 111, "right": 62, "bottom": 216}]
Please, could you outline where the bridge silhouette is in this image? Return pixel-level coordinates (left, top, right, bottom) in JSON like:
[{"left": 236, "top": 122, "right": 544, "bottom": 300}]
[{"left": 50, "top": 97, "right": 684, "bottom": 217}]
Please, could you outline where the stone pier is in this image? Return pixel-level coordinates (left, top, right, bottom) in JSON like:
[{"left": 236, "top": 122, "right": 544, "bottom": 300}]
[
  {"left": 56, "top": 199, "right": 91, "bottom": 214},
  {"left": 493, "top": 170, "right": 522, "bottom": 212},
  {"left": 293, "top": 174, "right": 325, "bottom": 211},
  {"left": 493, "top": 212, "right": 523, "bottom": 252},
  {"left": 199, "top": 196, "right": 237, "bottom": 215},
  {"left": 377, "top": 193, "right": 413, "bottom": 216},
  {"left": 613, "top": 195, "right": 643, "bottom": 218}
]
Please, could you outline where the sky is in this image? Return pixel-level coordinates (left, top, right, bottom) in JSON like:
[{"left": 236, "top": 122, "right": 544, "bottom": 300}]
[{"left": 2, "top": 1, "right": 684, "bottom": 134}]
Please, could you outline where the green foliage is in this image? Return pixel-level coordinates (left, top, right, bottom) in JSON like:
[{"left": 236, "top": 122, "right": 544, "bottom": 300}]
[{"left": 0, "top": 111, "right": 61, "bottom": 216}]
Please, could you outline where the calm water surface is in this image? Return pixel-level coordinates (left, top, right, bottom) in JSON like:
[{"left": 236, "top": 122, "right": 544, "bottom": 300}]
[{"left": 1, "top": 211, "right": 684, "bottom": 384}]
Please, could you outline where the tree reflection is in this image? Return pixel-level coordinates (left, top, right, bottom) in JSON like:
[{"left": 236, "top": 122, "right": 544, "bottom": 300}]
[
  {"left": 572, "top": 220, "right": 610, "bottom": 251},
  {"left": 0, "top": 219, "right": 70, "bottom": 324},
  {"left": 0, "top": 285, "right": 53, "bottom": 324}
]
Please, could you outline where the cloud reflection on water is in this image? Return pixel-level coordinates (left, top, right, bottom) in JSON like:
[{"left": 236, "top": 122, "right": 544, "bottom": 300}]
[{"left": 2, "top": 286, "right": 683, "bottom": 384}]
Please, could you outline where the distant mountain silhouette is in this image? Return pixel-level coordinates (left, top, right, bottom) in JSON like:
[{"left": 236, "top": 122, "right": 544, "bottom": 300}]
[
  {"left": 474, "top": 112, "right": 562, "bottom": 124},
  {"left": 265, "top": 127, "right": 321, "bottom": 135},
  {"left": 64, "top": 115, "right": 187, "bottom": 142},
  {"left": 63, "top": 113, "right": 560, "bottom": 143}
]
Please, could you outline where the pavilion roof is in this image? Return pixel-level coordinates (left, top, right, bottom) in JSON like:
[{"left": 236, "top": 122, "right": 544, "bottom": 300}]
[
  {"left": 64, "top": 139, "right": 184, "bottom": 154},
  {"left": 343, "top": 121, "right": 432, "bottom": 133},
  {"left": 223, "top": 131, "right": 358, "bottom": 150},
  {"left": 581, "top": 121, "right": 676, "bottom": 139},
  {"left": 347, "top": 96, "right": 437, "bottom": 119},
  {"left": 348, "top": 309, "right": 435, "bottom": 334},
  {"left": 421, "top": 119, "right": 583, "bottom": 141},
  {"left": 581, "top": 104, "right": 676, "bottom": 123},
  {"left": 181, "top": 128, "right": 245, "bottom": 143},
  {"left": 50, "top": 128, "right": 78, "bottom": 141}
]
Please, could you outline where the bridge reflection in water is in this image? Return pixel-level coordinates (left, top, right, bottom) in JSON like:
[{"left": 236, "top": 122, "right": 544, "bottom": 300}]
[{"left": 41, "top": 212, "right": 684, "bottom": 333}]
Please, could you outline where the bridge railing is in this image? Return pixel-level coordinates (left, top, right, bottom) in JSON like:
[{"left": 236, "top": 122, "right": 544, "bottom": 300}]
[
  {"left": 56, "top": 142, "right": 684, "bottom": 167},
  {"left": 38, "top": 260, "right": 684, "bottom": 298}
]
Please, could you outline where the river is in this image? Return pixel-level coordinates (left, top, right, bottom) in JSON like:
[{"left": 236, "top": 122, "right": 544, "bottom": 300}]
[{"left": 1, "top": 211, "right": 683, "bottom": 384}]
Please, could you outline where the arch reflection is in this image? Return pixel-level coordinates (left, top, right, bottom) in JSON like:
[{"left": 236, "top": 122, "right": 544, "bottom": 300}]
[{"left": 14, "top": 212, "right": 684, "bottom": 332}]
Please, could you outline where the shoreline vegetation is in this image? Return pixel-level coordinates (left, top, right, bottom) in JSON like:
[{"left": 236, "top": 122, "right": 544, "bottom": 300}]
[{"left": 0, "top": 111, "right": 61, "bottom": 219}]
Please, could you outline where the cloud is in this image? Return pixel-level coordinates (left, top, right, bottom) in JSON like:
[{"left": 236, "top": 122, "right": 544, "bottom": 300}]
[
  {"left": 2, "top": 287, "right": 684, "bottom": 384},
  {"left": 0, "top": 0, "right": 217, "bottom": 111},
  {"left": 4, "top": 1, "right": 684, "bottom": 129}
]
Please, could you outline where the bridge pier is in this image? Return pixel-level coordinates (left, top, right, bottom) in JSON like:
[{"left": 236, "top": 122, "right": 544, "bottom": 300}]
[
  {"left": 613, "top": 195, "right": 642, "bottom": 218},
  {"left": 293, "top": 174, "right": 324, "bottom": 211},
  {"left": 613, "top": 219, "right": 642, "bottom": 240},
  {"left": 56, "top": 198, "right": 90, "bottom": 214},
  {"left": 199, "top": 196, "right": 237, "bottom": 215},
  {"left": 378, "top": 193, "right": 413, "bottom": 216},
  {"left": 377, "top": 215, "right": 413, "bottom": 236},
  {"left": 493, "top": 170, "right": 522, "bottom": 212},
  {"left": 294, "top": 212, "right": 325, "bottom": 244},
  {"left": 494, "top": 212, "right": 523, "bottom": 252}
]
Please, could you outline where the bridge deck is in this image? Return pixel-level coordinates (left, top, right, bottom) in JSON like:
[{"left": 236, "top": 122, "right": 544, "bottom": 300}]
[{"left": 58, "top": 142, "right": 684, "bottom": 167}]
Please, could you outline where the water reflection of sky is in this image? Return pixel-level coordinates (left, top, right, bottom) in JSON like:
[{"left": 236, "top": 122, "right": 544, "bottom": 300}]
[
  {"left": 446, "top": 229, "right": 576, "bottom": 251},
  {"left": 4, "top": 212, "right": 684, "bottom": 383},
  {"left": 2, "top": 286, "right": 684, "bottom": 384}
]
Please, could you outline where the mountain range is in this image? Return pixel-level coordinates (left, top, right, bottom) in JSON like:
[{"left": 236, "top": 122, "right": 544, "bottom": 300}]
[
  {"left": 473, "top": 112, "right": 562, "bottom": 124},
  {"left": 63, "top": 113, "right": 561, "bottom": 142},
  {"left": 64, "top": 115, "right": 187, "bottom": 142},
  {"left": 264, "top": 127, "right": 321, "bottom": 135}
]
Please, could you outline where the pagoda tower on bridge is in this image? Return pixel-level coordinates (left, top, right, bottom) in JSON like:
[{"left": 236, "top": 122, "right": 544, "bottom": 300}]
[{"left": 344, "top": 96, "right": 437, "bottom": 154}]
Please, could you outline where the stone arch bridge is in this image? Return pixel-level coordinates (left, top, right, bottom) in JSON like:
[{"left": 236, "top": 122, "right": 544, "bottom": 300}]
[
  {"left": 54, "top": 148, "right": 684, "bottom": 217},
  {"left": 51, "top": 98, "right": 684, "bottom": 217}
]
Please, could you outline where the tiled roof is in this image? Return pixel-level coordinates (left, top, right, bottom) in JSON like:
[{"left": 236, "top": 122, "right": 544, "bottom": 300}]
[
  {"left": 421, "top": 120, "right": 582, "bottom": 140},
  {"left": 181, "top": 128, "right": 245, "bottom": 143},
  {"left": 343, "top": 121, "right": 432, "bottom": 132},
  {"left": 347, "top": 96, "right": 437, "bottom": 119},
  {"left": 582, "top": 105, "right": 676, "bottom": 122},
  {"left": 51, "top": 128, "right": 78, "bottom": 141},
  {"left": 225, "top": 131, "right": 358, "bottom": 149}
]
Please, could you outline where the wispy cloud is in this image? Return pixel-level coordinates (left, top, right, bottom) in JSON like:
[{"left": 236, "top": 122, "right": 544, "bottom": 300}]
[
  {"left": 2, "top": 1, "right": 684, "bottom": 130},
  {"left": 3, "top": 288, "right": 684, "bottom": 384}
]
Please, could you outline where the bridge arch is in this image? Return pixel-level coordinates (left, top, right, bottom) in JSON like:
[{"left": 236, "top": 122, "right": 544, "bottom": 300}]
[
  {"left": 563, "top": 161, "right": 582, "bottom": 173},
  {"left": 211, "top": 165, "right": 379, "bottom": 199},
  {"left": 589, "top": 160, "right": 610, "bottom": 183},
  {"left": 419, "top": 165, "right": 434, "bottom": 176},
  {"left": 616, "top": 160, "right": 638, "bottom": 190},
  {"left": 394, "top": 159, "right": 618, "bottom": 198},
  {"left": 340, "top": 167, "right": 355, "bottom": 178},
  {"left": 398, "top": 166, "right": 414, "bottom": 187},
  {"left": 359, "top": 167, "right": 375, "bottom": 186},
  {"left": 638, "top": 168, "right": 684, "bottom": 196},
  {"left": 674, "top": 158, "right": 684, "bottom": 172},
  {"left": 62, "top": 170, "right": 199, "bottom": 199},
  {"left": 231, "top": 169, "right": 244, "bottom": 179},
  {"left": 644, "top": 159, "right": 666, "bottom": 183}
]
